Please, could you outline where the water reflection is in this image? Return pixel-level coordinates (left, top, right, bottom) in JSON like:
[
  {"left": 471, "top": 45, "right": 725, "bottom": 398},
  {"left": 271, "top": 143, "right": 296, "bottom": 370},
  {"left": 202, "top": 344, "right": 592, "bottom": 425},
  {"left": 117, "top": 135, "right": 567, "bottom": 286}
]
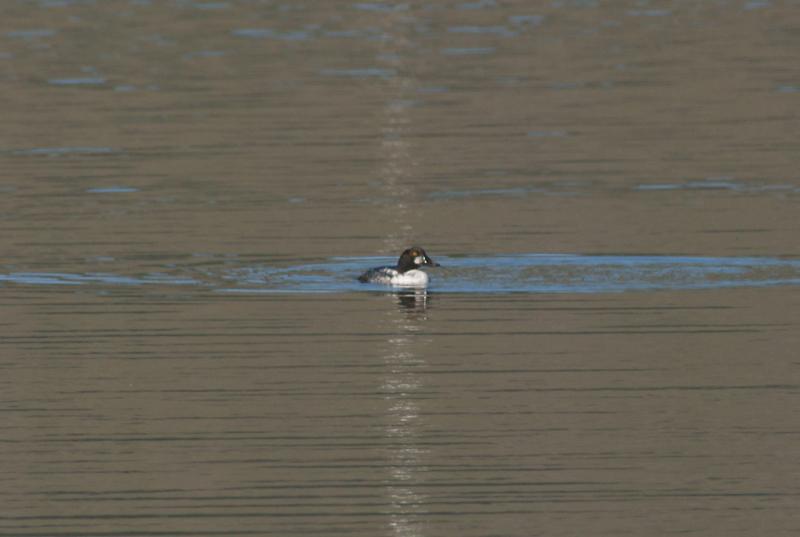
[
  {"left": 395, "top": 289, "right": 431, "bottom": 316},
  {"left": 382, "top": 290, "right": 431, "bottom": 537},
  {"left": 372, "top": 7, "right": 429, "bottom": 535}
]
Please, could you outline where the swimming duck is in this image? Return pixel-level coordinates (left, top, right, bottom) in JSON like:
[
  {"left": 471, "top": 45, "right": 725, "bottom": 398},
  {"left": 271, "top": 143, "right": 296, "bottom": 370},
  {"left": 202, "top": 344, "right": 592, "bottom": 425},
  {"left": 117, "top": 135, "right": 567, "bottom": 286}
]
[{"left": 358, "top": 247, "right": 440, "bottom": 287}]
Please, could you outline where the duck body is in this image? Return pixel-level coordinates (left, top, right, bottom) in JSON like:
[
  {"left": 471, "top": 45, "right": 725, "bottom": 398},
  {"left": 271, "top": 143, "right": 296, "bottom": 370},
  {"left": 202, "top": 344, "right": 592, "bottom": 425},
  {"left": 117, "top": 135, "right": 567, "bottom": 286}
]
[
  {"left": 358, "top": 266, "right": 430, "bottom": 287},
  {"left": 358, "top": 247, "right": 439, "bottom": 287}
]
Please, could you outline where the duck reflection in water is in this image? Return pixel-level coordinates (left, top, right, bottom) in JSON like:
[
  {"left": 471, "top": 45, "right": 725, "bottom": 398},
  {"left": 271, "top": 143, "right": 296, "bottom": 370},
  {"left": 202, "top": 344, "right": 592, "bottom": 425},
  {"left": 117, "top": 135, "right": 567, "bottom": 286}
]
[{"left": 394, "top": 289, "right": 430, "bottom": 314}]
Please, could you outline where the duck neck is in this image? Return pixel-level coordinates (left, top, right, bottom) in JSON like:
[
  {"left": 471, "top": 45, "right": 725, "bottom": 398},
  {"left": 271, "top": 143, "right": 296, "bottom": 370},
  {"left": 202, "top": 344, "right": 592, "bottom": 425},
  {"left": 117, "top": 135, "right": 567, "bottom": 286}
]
[{"left": 396, "top": 255, "right": 418, "bottom": 274}]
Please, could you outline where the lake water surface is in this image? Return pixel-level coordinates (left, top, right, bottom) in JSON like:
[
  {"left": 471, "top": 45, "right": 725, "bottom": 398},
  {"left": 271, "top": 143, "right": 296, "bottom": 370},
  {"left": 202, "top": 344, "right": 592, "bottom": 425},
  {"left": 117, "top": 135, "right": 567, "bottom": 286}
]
[{"left": 2, "top": 1, "right": 799, "bottom": 536}]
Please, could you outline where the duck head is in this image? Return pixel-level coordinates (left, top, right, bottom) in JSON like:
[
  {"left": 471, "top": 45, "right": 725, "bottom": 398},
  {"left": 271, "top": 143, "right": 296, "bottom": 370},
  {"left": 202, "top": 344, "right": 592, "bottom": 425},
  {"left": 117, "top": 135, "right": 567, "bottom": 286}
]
[{"left": 397, "top": 247, "right": 440, "bottom": 273}]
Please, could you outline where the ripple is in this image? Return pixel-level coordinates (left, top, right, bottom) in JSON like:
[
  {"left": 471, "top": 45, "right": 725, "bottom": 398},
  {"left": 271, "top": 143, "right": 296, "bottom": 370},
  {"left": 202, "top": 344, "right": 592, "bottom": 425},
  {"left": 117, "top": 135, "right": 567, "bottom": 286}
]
[
  {"left": 319, "top": 67, "right": 396, "bottom": 78},
  {"left": 745, "top": 0, "right": 771, "bottom": 10},
  {"left": 627, "top": 9, "right": 671, "bottom": 17},
  {"left": 509, "top": 15, "right": 545, "bottom": 26},
  {"left": 86, "top": 186, "right": 139, "bottom": 194},
  {"left": 459, "top": 0, "right": 497, "bottom": 9},
  {"left": 441, "top": 47, "right": 495, "bottom": 56},
  {"left": 218, "top": 254, "right": 800, "bottom": 294},
  {"left": 6, "top": 255, "right": 800, "bottom": 294},
  {"left": 447, "top": 25, "right": 516, "bottom": 37},
  {"left": 193, "top": 1, "right": 229, "bottom": 9},
  {"left": 428, "top": 187, "right": 535, "bottom": 199},
  {"left": 352, "top": 3, "right": 410, "bottom": 12},
  {"left": 231, "top": 28, "right": 312, "bottom": 41},
  {"left": 636, "top": 179, "right": 800, "bottom": 193},
  {"left": 528, "top": 129, "right": 568, "bottom": 138},
  {"left": 0, "top": 272, "right": 198, "bottom": 287},
  {"left": 13, "top": 146, "right": 118, "bottom": 156},
  {"left": 48, "top": 77, "right": 107, "bottom": 86},
  {"left": 6, "top": 29, "right": 56, "bottom": 39}
]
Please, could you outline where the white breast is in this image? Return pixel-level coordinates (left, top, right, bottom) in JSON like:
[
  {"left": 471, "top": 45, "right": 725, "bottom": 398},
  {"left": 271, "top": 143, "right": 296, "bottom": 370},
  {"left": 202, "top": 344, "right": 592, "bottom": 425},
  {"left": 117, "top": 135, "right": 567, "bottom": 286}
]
[{"left": 390, "top": 269, "right": 429, "bottom": 287}]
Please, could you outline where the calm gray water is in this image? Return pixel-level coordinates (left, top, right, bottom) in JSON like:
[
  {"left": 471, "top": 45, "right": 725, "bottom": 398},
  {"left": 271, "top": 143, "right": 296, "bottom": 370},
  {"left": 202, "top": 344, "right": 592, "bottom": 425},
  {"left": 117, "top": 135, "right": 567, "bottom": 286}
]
[{"left": 2, "top": 1, "right": 800, "bottom": 536}]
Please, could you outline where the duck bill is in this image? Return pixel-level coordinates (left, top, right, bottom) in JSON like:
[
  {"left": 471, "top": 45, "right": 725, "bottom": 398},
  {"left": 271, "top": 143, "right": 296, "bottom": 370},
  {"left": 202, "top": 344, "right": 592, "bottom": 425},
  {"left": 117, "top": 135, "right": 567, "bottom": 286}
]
[{"left": 424, "top": 255, "right": 440, "bottom": 267}]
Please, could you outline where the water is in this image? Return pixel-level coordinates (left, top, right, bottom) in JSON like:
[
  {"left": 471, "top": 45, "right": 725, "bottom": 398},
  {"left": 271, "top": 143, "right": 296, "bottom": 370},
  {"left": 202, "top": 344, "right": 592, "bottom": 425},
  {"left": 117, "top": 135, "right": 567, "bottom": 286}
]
[
  {"left": 2, "top": 1, "right": 800, "bottom": 536},
  {"left": 226, "top": 253, "right": 800, "bottom": 293},
  {"left": 4, "top": 254, "right": 800, "bottom": 293}
]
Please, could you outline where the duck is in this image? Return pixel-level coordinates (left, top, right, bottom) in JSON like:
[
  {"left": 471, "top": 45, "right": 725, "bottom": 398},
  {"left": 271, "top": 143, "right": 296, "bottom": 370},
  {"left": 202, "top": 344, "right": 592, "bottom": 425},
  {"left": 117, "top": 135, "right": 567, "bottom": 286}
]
[{"left": 358, "top": 247, "right": 440, "bottom": 287}]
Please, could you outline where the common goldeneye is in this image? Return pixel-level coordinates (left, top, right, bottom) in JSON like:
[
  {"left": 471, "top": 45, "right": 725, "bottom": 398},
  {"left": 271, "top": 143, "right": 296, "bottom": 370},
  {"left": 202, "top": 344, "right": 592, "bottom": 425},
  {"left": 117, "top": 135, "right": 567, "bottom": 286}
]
[{"left": 358, "top": 247, "right": 440, "bottom": 287}]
